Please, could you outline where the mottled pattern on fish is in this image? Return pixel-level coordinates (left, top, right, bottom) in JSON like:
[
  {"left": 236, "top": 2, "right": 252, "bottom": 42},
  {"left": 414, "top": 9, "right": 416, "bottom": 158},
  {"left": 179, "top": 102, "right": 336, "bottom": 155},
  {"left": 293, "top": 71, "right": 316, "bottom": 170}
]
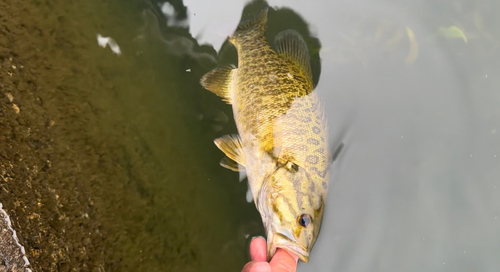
[
  {"left": 272, "top": 93, "right": 330, "bottom": 211},
  {"left": 201, "top": 8, "right": 330, "bottom": 262},
  {"left": 230, "top": 31, "right": 313, "bottom": 153}
]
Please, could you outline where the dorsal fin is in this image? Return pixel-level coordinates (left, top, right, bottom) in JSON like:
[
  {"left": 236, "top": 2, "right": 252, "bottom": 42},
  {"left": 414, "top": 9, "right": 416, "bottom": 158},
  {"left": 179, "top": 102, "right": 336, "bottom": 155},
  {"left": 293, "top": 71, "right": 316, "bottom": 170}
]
[
  {"left": 200, "top": 65, "right": 236, "bottom": 104},
  {"left": 214, "top": 135, "right": 246, "bottom": 167},
  {"left": 274, "top": 29, "right": 312, "bottom": 80}
]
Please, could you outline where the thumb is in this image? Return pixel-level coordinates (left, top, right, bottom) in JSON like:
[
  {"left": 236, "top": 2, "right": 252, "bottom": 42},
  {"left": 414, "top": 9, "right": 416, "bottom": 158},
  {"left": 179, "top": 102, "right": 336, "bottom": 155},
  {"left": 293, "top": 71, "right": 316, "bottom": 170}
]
[
  {"left": 269, "top": 249, "right": 298, "bottom": 272},
  {"left": 241, "top": 261, "right": 271, "bottom": 272}
]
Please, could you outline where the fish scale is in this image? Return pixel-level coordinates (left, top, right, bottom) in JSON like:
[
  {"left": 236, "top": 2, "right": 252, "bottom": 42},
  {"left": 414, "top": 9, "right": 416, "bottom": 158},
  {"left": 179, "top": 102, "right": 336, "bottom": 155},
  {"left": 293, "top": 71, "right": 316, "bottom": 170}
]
[
  {"left": 200, "top": 8, "right": 331, "bottom": 263},
  {"left": 235, "top": 34, "right": 312, "bottom": 152}
]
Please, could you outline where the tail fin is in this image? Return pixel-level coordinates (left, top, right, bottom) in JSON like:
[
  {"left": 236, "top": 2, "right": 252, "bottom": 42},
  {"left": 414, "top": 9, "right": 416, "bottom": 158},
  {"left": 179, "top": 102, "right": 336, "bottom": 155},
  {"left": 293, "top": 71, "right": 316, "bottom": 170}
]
[{"left": 229, "top": 8, "right": 268, "bottom": 44}]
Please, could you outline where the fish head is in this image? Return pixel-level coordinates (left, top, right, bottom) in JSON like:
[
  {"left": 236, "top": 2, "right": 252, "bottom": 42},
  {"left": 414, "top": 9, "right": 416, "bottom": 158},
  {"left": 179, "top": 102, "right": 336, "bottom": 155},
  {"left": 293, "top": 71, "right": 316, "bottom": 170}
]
[{"left": 259, "top": 163, "right": 325, "bottom": 263}]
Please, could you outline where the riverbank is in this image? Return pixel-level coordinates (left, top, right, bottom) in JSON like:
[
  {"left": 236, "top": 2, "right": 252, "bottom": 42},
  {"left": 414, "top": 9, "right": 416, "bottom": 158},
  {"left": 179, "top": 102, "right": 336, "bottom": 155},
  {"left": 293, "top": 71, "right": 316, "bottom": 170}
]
[{"left": 0, "top": 0, "right": 239, "bottom": 270}]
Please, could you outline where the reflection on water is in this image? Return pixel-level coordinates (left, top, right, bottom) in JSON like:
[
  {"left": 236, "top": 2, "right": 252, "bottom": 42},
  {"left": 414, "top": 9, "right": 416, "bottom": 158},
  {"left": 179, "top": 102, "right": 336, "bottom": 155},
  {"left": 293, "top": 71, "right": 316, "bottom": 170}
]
[{"left": 0, "top": 0, "right": 498, "bottom": 271}]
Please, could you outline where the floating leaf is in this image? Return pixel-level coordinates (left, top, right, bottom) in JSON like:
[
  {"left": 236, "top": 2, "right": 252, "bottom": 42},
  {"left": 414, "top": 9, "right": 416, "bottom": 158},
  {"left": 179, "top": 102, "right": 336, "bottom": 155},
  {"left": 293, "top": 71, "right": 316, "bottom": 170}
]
[
  {"left": 438, "top": 26, "right": 468, "bottom": 43},
  {"left": 405, "top": 27, "right": 419, "bottom": 64}
]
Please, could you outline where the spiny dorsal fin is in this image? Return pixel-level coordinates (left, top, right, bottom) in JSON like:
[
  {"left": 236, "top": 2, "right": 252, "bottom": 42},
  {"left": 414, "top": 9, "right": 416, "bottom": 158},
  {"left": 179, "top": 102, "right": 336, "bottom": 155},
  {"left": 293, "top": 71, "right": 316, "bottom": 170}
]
[
  {"left": 200, "top": 65, "right": 236, "bottom": 104},
  {"left": 214, "top": 135, "right": 246, "bottom": 167},
  {"left": 235, "top": 7, "right": 268, "bottom": 34},
  {"left": 274, "top": 29, "right": 312, "bottom": 80}
]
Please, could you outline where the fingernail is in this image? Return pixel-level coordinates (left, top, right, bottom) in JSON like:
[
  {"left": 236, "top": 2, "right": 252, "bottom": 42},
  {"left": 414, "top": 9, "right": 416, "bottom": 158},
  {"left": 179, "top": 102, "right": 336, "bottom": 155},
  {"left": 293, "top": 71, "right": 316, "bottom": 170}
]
[{"left": 251, "top": 236, "right": 264, "bottom": 241}]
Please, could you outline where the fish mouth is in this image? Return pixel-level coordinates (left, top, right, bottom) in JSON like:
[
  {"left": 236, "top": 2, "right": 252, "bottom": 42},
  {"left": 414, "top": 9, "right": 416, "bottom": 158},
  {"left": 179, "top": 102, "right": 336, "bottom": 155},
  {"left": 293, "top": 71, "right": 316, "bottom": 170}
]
[{"left": 268, "top": 232, "right": 310, "bottom": 263}]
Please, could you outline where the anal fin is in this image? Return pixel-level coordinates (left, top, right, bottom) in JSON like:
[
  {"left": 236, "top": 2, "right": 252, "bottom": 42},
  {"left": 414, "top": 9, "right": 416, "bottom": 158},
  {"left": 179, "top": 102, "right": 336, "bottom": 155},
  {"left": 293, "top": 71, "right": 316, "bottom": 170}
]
[{"left": 200, "top": 65, "right": 236, "bottom": 104}]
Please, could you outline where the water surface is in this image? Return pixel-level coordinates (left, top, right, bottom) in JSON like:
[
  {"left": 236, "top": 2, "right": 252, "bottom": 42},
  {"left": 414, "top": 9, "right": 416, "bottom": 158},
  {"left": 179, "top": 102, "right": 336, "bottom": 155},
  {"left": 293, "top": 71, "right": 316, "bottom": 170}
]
[{"left": 189, "top": 1, "right": 500, "bottom": 271}]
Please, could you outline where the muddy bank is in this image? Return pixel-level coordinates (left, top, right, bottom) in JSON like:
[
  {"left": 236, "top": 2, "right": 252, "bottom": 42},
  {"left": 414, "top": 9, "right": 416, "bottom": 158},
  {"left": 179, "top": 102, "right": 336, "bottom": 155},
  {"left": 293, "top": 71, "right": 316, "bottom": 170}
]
[
  {"left": 0, "top": 1, "right": 107, "bottom": 267},
  {"left": 0, "top": 0, "right": 250, "bottom": 271}
]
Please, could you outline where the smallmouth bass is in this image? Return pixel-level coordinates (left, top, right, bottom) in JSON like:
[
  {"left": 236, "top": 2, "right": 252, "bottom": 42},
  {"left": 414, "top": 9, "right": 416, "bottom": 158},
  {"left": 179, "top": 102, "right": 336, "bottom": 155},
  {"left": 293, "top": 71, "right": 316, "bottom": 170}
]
[{"left": 201, "top": 8, "right": 331, "bottom": 263}]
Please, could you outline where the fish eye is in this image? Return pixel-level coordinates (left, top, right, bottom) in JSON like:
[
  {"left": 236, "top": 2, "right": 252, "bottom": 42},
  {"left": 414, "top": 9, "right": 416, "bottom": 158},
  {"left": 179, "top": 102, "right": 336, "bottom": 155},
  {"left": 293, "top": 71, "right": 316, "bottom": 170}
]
[{"left": 298, "top": 214, "right": 311, "bottom": 227}]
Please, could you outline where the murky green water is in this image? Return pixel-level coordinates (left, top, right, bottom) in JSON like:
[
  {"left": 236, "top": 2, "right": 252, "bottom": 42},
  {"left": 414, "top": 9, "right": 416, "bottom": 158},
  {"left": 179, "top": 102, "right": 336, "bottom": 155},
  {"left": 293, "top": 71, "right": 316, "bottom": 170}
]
[
  {"left": 1, "top": 0, "right": 259, "bottom": 270},
  {"left": 0, "top": 0, "right": 499, "bottom": 271}
]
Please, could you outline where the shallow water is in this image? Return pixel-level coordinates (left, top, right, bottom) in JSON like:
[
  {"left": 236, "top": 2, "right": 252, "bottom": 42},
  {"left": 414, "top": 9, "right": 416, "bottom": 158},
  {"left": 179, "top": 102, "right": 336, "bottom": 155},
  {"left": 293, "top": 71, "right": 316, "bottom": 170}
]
[{"left": 0, "top": 0, "right": 499, "bottom": 271}]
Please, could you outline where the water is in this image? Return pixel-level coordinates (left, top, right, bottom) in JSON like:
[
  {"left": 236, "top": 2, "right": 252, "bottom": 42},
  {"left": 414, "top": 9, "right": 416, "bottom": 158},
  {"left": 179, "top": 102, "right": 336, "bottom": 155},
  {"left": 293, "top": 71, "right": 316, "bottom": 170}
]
[{"left": 0, "top": 0, "right": 499, "bottom": 271}]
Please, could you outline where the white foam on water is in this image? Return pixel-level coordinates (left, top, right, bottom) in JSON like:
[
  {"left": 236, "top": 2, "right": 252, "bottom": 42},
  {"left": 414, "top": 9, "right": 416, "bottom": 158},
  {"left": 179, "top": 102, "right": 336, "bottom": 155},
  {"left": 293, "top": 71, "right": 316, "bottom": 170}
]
[{"left": 0, "top": 202, "right": 32, "bottom": 272}]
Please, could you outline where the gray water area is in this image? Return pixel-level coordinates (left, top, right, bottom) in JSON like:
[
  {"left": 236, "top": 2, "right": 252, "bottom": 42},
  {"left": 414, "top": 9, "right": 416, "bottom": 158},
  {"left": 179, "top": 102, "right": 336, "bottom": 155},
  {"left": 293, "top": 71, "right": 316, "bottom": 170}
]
[
  {"left": 1, "top": 0, "right": 499, "bottom": 271},
  {"left": 187, "top": 0, "right": 500, "bottom": 271}
]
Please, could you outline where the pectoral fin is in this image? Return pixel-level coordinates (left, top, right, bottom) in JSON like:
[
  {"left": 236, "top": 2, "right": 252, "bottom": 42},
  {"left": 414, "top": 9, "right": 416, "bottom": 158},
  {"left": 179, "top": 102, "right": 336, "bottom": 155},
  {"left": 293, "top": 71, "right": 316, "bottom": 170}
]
[
  {"left": 220, "top": 157, "right": 245, "bottom": 172},
  {"left": 274, "top": 29, "right": 312, "bottom": 81},
  {"left": 214, "top": 134, "right": 246, "bottom": 168},
  {"left": 200, "top": 65, "right": 237, "bottom": 104},
  {"left": 246, "top": 186, "right": 253, "bottom": 203}
]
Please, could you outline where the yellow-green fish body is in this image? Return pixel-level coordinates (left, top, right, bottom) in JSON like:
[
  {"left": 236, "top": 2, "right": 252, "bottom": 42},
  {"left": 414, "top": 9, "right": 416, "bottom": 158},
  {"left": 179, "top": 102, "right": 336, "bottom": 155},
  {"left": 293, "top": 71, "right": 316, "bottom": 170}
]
[{"left": 201, "top": 9, "right": 330, "bottom": 262}]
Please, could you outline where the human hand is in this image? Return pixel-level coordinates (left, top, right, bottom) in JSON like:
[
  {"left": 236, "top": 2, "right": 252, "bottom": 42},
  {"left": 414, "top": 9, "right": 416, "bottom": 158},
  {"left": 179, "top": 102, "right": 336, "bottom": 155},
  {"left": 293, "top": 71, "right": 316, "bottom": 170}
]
[{"left": 241, "top": 236, "right": 299, "bottom": 272}]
